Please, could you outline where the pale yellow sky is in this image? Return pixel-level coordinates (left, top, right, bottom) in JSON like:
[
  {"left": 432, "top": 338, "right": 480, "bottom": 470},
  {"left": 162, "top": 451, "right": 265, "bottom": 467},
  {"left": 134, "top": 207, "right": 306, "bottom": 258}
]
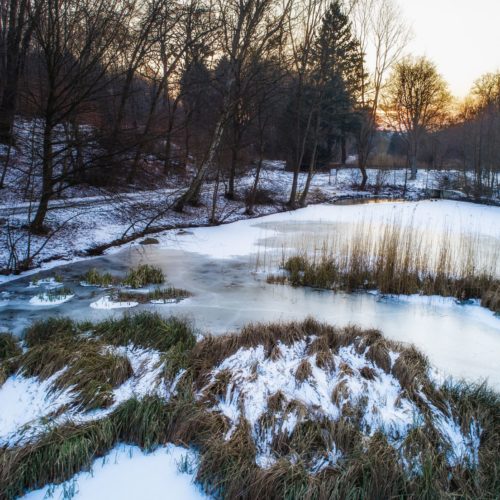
[{"left": 398, "top": 0, "right": 500, "bottom": 97}]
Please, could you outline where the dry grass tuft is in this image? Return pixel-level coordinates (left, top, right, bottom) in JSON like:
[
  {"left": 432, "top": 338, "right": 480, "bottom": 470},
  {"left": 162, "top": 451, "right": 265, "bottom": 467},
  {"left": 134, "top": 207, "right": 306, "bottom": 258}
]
[
  {"left": 20, "top": 339, "right": 133, "bottom": 411},
  {"left": 122, "top": 264, "right": 165, "bottom": 288},
  {"left": 359, "top": 366, "right": 377, "bottom": 380},
  {"left": 267, "top": 391, "right": 286, "bottom": 413},
  {"left": 116, "top": 287, "right": 191, "bottom": 304},
  {"left": 24, "top": 317, "right": 78, "bottom": 347},
  {"left": 0, "top": 333, "right": 21, "bottom": 361},
  {"left": 391, "top": 346, "right": 430, "bottom": 397},
  {"left": 331, "top": 380, "right": 350, "bottom": 405},
  {"left": 81, "top": 268, "right": 117, "bottom": 287},
  {"left": 95, "top": 312, "right": 195, "bottom": 353},
  {"left": 481, "top": 285, "right": 500, "bottom": 313},
  {"left": 295, "top": 360, "right": 313, "bottom": 384},
  {"left": 366, "top": 341, "right": 392, "bottom": 373},
  {"left": 202, "top": 369, "right": 233, "bottom": 405}
]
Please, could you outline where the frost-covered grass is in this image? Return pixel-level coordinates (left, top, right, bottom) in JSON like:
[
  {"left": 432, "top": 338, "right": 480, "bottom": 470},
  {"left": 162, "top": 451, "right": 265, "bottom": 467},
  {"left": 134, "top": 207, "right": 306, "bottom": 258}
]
[
  {"left": 0, "top": 315, "right": 498, "bottom": 498},
  {"left": 190, "top": 320, "right": 499, "bottom": 498}
]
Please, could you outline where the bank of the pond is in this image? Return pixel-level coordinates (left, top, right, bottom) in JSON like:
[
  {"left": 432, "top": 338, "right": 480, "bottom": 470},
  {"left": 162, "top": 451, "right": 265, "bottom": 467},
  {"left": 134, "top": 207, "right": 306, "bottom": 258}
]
[
  {"left": 0, "top": 200, "right": 499, "bottom": 387},
  {"left": 0, "top": 314, "right": 498, "bottom": 499}
]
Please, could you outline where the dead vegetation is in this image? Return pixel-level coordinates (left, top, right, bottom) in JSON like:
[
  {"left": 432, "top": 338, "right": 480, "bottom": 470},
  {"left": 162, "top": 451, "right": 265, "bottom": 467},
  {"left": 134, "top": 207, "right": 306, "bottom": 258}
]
[
  {"left": 267, "top": 222, "right": 500, "bottom": 313},
  {"left": 115, "top": 287, "right": 191, "bottom": 304},
  {"left": 81, "top": 268, "right": 117, "bottom": 287},
  {"left": 122, "top": 264, "right": 165, "bottom": 288},
  {"left": 0, "top": 333, "right": 21, "bottom": 387},
  {"left": 0, "top": 316, "right": 498, "bottom": 499}
]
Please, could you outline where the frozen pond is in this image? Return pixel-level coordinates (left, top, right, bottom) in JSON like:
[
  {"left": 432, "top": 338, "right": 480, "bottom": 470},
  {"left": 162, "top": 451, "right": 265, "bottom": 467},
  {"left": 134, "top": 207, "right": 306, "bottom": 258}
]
[{"left": 1, "top": 200, "right": 499, "bottom": 387}]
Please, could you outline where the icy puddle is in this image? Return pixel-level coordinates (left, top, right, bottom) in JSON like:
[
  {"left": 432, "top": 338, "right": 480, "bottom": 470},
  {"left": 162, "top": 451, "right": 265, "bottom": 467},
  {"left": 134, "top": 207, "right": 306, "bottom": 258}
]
[{"left": 1, "top": 200, "right": 499, "bottom": 387}]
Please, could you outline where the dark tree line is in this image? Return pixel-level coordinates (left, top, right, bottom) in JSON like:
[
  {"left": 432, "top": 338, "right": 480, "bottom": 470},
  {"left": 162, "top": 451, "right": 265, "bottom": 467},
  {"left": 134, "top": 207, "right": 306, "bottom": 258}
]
[{"left": 0, "top": 0, "right": 497, "bottom": 236}]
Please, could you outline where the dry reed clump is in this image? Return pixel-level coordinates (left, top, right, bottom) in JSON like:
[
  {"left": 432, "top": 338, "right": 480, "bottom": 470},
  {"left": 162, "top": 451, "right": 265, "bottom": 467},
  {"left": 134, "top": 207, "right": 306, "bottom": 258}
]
[
  {"left": 116, "top": 287, "right": 191, "bottom": 304},
  {"left": 295, "top": 360, "right": 313, "bottom": 384},
  {"left": 201, "top": 369, "right": 233, "bottom": 405},
  {"left": 267, "top": 391, "right": 286, "bottom": 413},
  {"left": 190, "top": 318, "right": 339, "bottom": 382},
  {"left": 190, "top": 319, "right": 406, "bottom": 389},
  {"left": 481, "top": 284, "right": 500, "bottom": 313},
  {"left": 267, "top": 221, "right": 500, "bottom": 313},
  {"left": 122, "top": 264, "right": 165, "bottom": 288},
  {"left": 81, "top": 268, "right": 117, "bottom": 287}
]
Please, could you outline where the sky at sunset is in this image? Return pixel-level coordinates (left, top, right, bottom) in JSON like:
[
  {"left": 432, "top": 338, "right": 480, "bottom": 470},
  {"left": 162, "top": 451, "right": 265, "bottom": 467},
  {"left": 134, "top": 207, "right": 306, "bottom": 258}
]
[{"left": 399, "top": 0, "right": 500, "bottom": 97}]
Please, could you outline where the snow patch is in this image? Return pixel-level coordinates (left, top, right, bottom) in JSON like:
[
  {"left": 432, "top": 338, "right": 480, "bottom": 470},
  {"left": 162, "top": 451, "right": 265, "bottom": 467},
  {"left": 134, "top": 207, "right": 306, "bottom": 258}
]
[
  {"left": 29, "top": 292, "right": 74, "bottom": 305},
  {"left": 22, "top": 444, "right": 207, "bottom": 500},
  {"left": 90, "top": 295, "right": 138, "bottom": 309}
]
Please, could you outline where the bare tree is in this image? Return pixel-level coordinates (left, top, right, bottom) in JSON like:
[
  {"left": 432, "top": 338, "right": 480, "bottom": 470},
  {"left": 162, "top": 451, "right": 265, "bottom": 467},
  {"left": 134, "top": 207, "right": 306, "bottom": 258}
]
[
  {"left": 383, "top": 56, "right": 451, "bottom": 180},
  {"left": 174, "top": 0, "right": 291, "bottom": 212},
  {"left": 286, "top": 0, "right": 326, "bottom": 208},
  {"left": 351, "top": 0, "right": 409, "bottom": 188},
  {"left": 0, "top": 0, "right": 39, "bottom": 145},
  {"left": 28, "top": 0, "right": 130, "bottom": 233}
]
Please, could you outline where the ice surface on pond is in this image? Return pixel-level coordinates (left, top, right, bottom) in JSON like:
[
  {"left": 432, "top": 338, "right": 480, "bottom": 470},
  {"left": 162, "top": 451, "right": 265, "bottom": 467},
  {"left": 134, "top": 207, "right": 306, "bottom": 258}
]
[{"left": 0, "top": 200, "right": 499, "bottom": 387}]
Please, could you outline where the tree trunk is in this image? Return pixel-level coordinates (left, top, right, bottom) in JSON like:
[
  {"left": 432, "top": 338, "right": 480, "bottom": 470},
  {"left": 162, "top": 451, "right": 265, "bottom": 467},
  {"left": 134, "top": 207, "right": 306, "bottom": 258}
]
[
  {"left": 174, "top": 111, "right": 227, "bottom": 212},
  {"left": 0, "top": 0, "right": 28, "bottom": 144},
  {"left": 227, "top": 143, "right": 238, "bottom": 200},
  {"left": 409, "top": 154, "right": 417, "bottom": 180},
  {"left": 299, "top": 111, "right": 321, "bottom": 207},
  {"left": 288, "top": 105, "right": 315, "bottom": 208},
  {"left": 360, "top": 166, "right": 368, "bottom": 189},
  {"left": 30, "top": 120, "right": 54, "bottom": 233},
  {"left": 246, "top": 146, "right": 264, "bottom": 215},
  {"left": 341, "top": 131, "right": 347, "bottom": 165}
]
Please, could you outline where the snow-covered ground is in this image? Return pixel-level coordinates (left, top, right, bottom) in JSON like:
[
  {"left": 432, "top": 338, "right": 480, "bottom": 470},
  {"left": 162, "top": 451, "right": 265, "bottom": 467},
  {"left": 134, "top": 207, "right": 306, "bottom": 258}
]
[
  {"left": 22, "top": 444, "right": 206, "bottom": 500},
  {"left": 149, "top": 199, "right": 500, "bottom": 260}
]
